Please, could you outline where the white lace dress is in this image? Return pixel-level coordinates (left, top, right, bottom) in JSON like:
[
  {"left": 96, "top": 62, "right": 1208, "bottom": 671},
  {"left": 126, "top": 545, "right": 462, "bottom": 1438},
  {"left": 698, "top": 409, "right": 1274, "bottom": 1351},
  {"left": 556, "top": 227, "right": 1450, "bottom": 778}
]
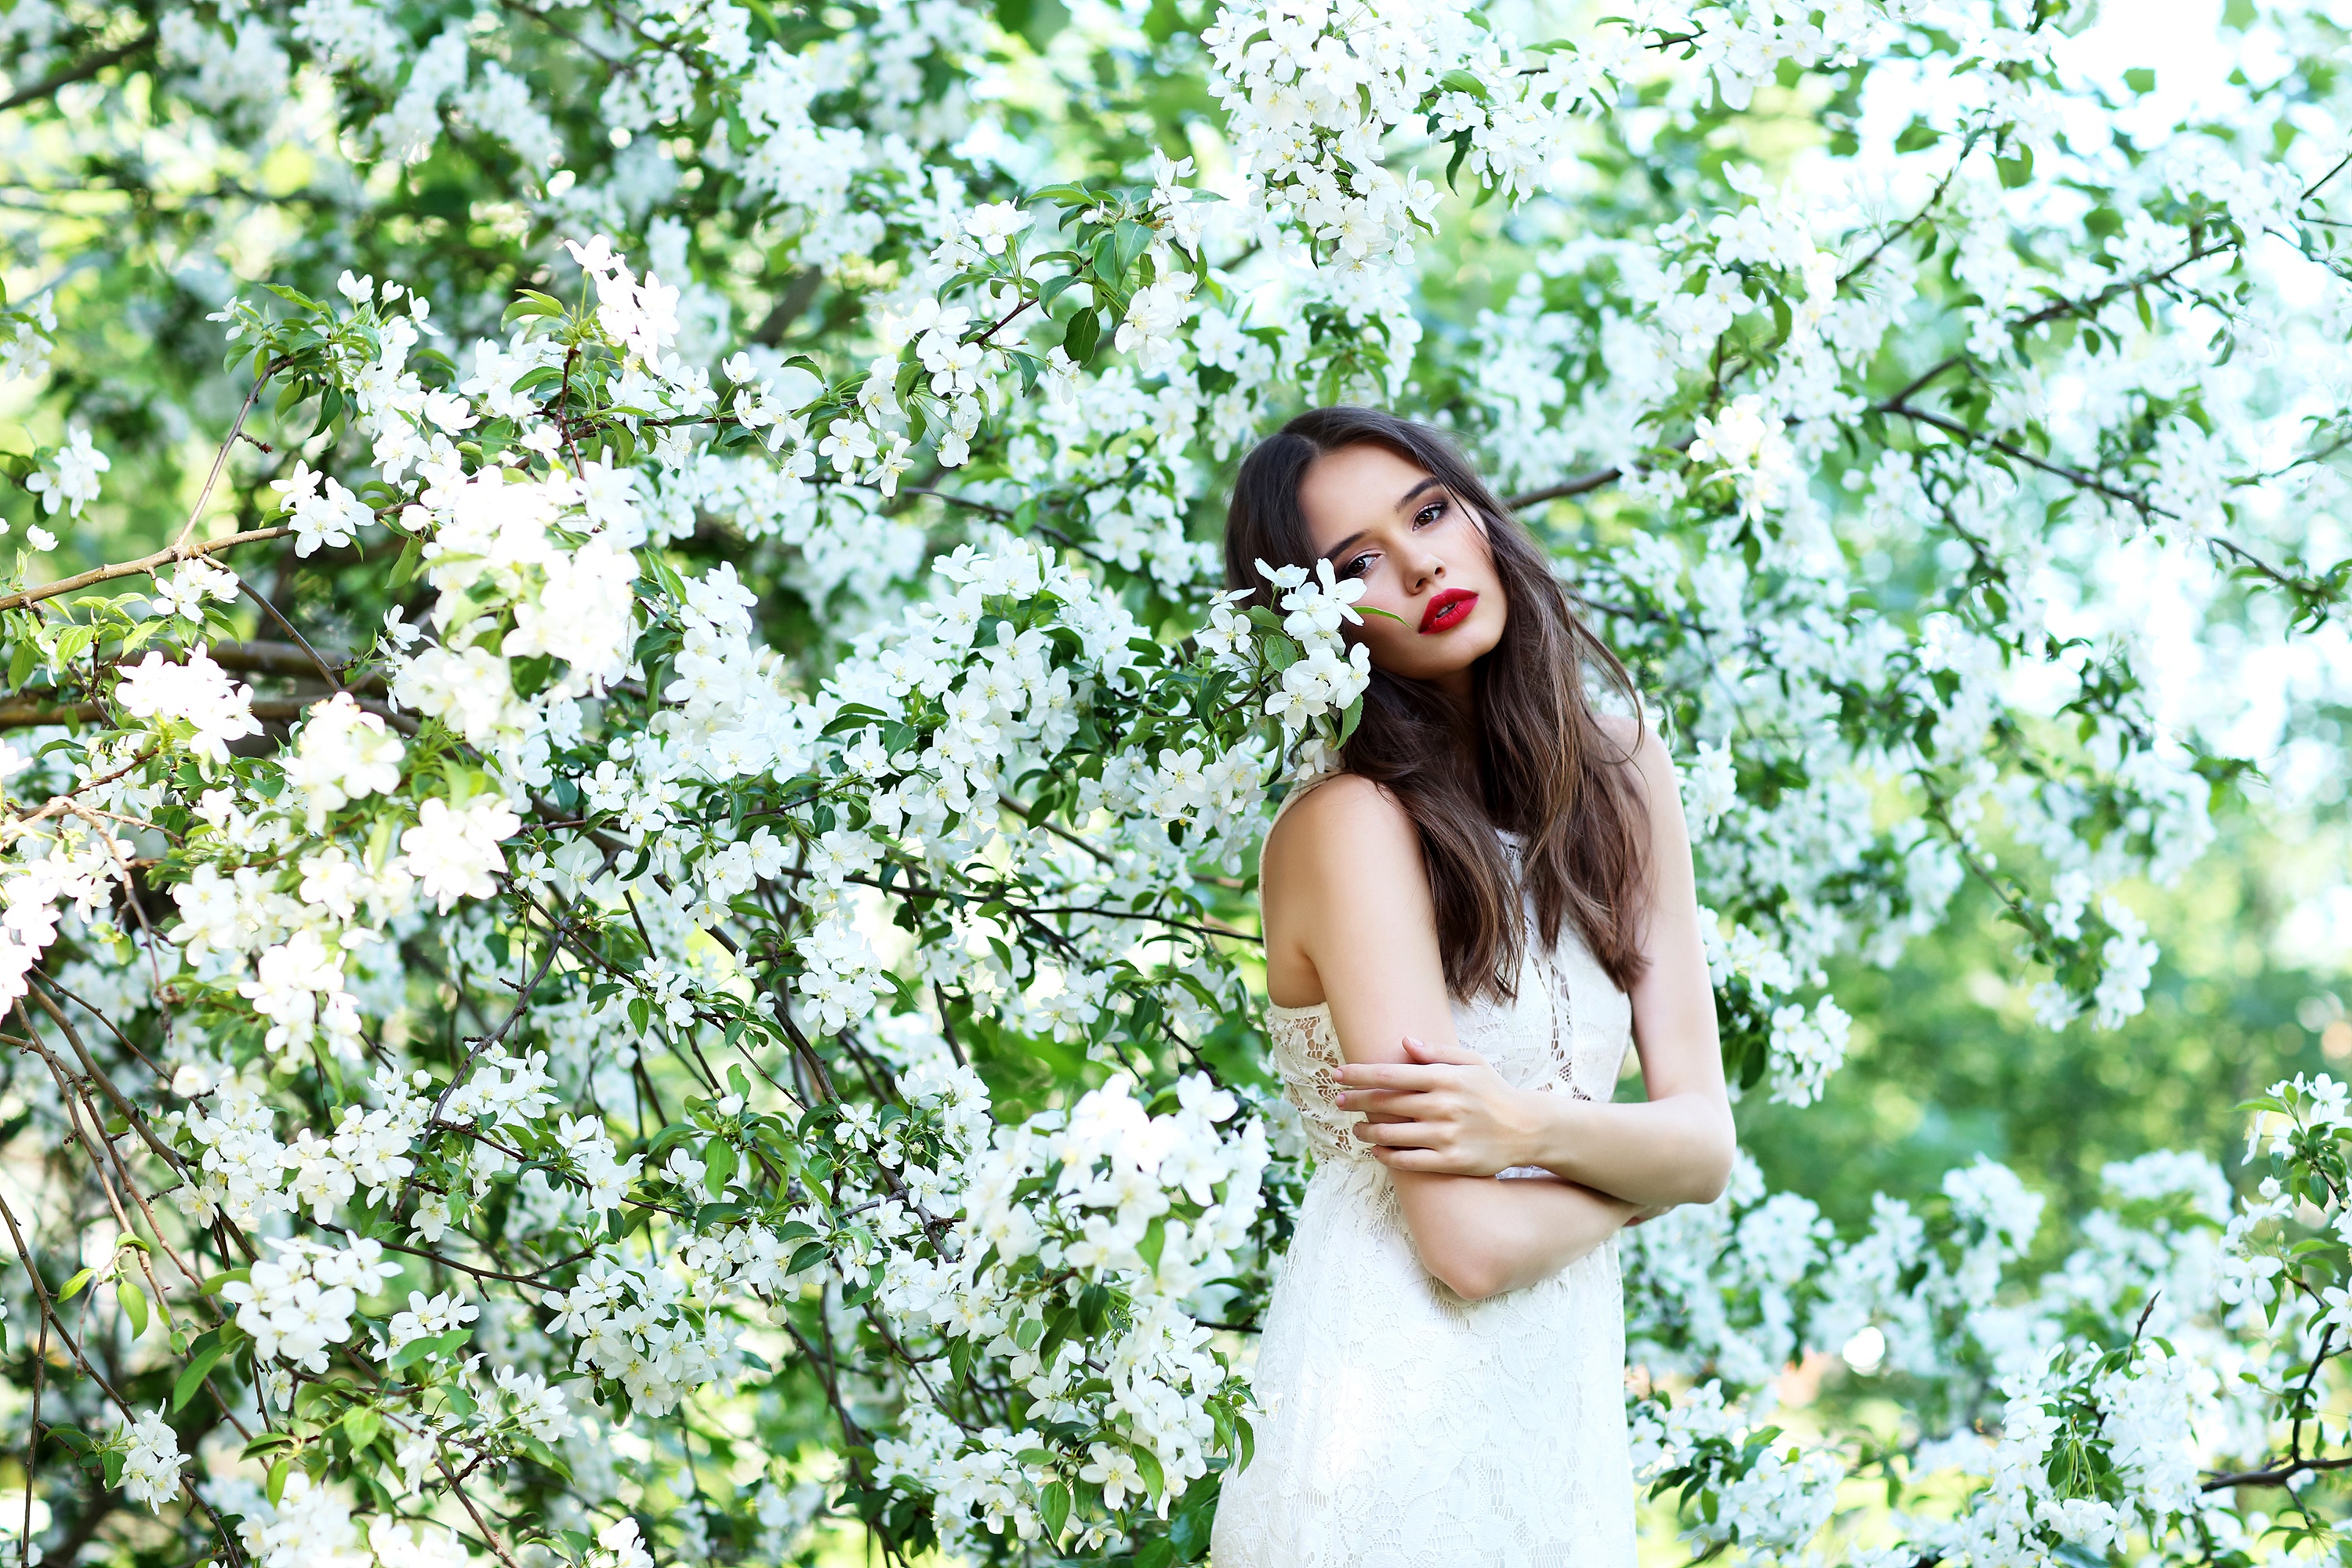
[{"left": 1212, "top": 830, "right": 1639, "bottom": 1568}]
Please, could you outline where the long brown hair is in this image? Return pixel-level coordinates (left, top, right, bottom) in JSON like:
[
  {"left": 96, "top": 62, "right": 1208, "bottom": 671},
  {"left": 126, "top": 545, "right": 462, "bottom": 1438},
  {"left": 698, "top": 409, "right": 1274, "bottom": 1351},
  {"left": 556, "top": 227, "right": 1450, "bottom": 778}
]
[{"left": 1225, "top": 407, "right": 1653, "bottom": 1000}]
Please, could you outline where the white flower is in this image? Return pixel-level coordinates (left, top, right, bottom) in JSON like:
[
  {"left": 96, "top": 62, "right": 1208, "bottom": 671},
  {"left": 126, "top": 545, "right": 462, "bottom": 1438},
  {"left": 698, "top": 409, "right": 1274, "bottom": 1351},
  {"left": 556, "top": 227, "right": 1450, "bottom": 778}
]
[
  {"left": 1079, "top": 1443, "right": 1144, "bottom": 1510},
  {"left": 1115, "top": 278, "right": 1193, "bottom": 375},
  {"left": 387, "top": 1289, "right": 479, "bottom": 1350},
  {"left": 283, "top": 693, "right": 407, "bottom": 828},
  {"left": 115, "top": 1406, "right": 187, "bottom": 1511},
  {"left": 149, "top": 559, "right": 239, "bottom": 621},
  {"left": 26, "top": 426, "right": 109, "bottom": 518},
  {"left": 1681, "top": 740, "right": 1737, "bottom": 837},
  {"left": 114, "top": 646, "right": 262, "bottom": 762},
  {"left": 398, "top": 794, "right": 522, "bottom": 912},
  {"left": 272, "top": 459, "right": 374, "bottom": 556},
  {"left": 964, "top": 201, "right": 1033, "bottom": 255}
]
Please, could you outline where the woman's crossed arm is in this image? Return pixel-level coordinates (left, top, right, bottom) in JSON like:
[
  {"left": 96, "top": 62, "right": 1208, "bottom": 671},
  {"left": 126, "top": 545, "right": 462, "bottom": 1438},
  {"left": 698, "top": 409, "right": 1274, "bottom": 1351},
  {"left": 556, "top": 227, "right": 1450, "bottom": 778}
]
[
  {"left": 1261, "top": 775, "right": 1641, "bottom": 1304},
  {"left": 1328, "top": 725, "right": 1737, "bottom": 1210}
]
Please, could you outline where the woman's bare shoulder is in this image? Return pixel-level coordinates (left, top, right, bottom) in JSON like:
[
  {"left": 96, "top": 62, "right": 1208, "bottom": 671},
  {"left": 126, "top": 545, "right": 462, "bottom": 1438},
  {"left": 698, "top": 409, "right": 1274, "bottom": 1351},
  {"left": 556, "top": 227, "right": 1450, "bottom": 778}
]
[
  {"left": 1262, "top": 775, "right": 1420, "bottom": 885},
  {"left": 1592, "top": 711, "right": 1671, "bottom": 773}
]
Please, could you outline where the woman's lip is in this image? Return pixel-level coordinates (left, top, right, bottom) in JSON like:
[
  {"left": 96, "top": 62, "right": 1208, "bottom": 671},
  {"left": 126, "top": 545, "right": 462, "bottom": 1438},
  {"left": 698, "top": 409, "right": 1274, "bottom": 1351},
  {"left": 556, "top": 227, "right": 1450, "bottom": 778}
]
[{"left": 1418, "top": 589, "right": 1478, "bottom": 634}]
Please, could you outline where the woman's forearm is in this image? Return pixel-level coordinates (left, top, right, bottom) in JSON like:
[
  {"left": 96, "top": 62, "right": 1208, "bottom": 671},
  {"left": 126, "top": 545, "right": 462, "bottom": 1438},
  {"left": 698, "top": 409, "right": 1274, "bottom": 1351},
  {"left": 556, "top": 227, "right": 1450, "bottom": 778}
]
[
  {"left": 1522, "top": 1092, "right": 1735, "bottom": 1208},
  {"left": 1395, "top": 1171, "right": 1639, "bottom": 1302}
]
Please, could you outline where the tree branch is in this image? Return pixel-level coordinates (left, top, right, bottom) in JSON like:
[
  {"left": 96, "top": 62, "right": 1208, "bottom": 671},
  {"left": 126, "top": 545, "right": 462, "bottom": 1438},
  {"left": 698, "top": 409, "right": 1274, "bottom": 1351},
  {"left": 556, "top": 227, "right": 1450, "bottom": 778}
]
[
  {"left": 0, "top": 29, "right": 157, "bottom": 115},
  {"left": 0, "top": 525, "right": 291, "bottom": 614},
  {"left": 1504, "top": 465, "right": 1624, "bottom": 511}
]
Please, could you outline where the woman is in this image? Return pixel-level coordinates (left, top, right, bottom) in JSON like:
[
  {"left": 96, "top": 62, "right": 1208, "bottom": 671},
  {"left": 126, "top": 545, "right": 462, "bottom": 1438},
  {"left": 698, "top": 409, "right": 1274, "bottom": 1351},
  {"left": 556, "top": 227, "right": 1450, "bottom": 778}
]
[{"left": 1210, "top": 408, "right": 1737, "bottom": 1566}]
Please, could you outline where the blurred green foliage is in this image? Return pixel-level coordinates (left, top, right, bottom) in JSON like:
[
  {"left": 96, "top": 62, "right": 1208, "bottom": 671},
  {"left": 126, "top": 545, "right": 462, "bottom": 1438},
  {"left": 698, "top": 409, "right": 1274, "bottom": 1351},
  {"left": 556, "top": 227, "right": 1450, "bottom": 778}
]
[{"left": 1742, "top": 807, "right": 2349, "bottom": 1259}]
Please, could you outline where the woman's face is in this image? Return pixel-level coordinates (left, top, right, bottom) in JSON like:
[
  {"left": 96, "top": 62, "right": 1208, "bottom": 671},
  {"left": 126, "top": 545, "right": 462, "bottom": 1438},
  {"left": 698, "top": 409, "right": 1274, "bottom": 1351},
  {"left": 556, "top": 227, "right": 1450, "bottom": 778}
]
[{"left": 1294, "top": 441, "right": 1508, "bottom": 698}]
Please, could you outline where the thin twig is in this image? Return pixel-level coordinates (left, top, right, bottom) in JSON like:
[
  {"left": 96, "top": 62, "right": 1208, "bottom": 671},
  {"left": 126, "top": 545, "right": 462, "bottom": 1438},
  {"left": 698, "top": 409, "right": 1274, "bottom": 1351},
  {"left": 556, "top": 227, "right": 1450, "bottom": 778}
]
[
  {"left": 174, "top": 366, "right": 285, "bottom": 554},
  {"left": 429, "top": 916, "right": 569, "bottom": 1127},
  {"left": 24, "top": 981, "right": 184, "bottom": 1172},
  {"left": 227, "top": 569, "right": 345, "bottom": 693}
]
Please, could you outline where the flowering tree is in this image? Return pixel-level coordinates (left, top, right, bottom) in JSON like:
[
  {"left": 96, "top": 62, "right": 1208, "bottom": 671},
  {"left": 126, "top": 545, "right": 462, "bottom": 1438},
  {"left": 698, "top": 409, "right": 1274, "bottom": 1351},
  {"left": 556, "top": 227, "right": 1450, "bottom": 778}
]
[{"left": 5, "top": 0, "right": 2352, "bottom": 1562}]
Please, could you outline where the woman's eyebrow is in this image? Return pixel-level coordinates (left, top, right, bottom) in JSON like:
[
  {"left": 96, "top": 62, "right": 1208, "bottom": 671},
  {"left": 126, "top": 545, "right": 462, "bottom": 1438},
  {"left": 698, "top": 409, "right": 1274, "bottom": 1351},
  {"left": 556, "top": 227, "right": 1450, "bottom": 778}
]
[{"left": 1394, "top": 476, "right": 1445, "bottom": 512}]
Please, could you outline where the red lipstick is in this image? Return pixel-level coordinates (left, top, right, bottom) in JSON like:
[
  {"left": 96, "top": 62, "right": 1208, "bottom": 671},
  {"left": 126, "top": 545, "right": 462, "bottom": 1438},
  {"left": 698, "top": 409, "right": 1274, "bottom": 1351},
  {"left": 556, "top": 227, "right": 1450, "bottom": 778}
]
[{"left": 1417, "top": 589, "right": 1477, "bottom": 634}]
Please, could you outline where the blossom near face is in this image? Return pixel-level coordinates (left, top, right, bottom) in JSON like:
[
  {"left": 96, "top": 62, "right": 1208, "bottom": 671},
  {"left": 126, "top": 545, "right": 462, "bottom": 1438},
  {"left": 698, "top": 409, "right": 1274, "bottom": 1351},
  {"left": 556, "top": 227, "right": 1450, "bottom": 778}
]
[{"left": 1294, "top": 442, "right": 1507, "bottom": 697}]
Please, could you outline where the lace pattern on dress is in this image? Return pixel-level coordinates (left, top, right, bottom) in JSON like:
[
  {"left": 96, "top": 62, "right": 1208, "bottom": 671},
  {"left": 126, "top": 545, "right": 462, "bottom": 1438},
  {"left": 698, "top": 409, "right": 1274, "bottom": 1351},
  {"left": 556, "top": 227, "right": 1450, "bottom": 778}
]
[{"left": 1264, "top": 1004, "right": 1368, "bottom": 1165}]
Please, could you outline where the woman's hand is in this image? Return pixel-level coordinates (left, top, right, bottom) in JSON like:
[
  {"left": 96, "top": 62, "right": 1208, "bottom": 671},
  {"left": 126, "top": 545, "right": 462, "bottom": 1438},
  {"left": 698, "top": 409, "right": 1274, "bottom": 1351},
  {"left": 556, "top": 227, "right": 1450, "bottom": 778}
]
[{"left": 1333, "top": 1036, "right": 1560, "bottom": 1176}]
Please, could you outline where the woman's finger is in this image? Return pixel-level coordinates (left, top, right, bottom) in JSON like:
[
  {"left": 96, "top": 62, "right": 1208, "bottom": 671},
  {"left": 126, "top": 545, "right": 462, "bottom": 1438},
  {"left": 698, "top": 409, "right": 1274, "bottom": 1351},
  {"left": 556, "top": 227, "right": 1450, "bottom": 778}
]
[
  {"left": 1400, "top": 1035, "right": 1490, "bottom": 1066},
  {"left": 1333, "top": 1087, "right": 1432, "bottom": 1112},
  {"left": 1372, "top": 1146, "right": 1472, "bottom": 1174},
  {"left": 1352, "top": 1119, "right": 1440, "bottom": 1149}
]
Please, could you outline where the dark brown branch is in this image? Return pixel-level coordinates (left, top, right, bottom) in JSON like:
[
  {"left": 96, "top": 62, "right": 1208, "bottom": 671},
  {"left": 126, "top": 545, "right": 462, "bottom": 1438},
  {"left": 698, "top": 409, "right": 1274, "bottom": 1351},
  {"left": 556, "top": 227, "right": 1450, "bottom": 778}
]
[
  {"left": 2010, "top": 242, "right": 2235, "bottom": 334},
  {"left": 2203, "top": 1454, "right": 2352, "bottom": 1491},
  {"left": 1504, "top": 466, "right": 1624, "bottom": 511},
  {"left": 0, "top": 29, "right": 156, "bottom": 114},
  {"left": 427, "top": 913, "right": 570, "bottom": 1126},
  {"left": 0, "top": 693, "right": 412, "bottom": 733}
]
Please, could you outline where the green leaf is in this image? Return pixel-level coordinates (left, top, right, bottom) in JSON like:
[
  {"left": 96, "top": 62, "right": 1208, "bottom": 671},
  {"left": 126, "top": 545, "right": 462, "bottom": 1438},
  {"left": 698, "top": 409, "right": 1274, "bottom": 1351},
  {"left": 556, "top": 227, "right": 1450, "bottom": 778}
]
[
  {"left": 703, "top": 1136, "right": 738, "bottom": 1195},
  {"left": 1130, "top": 1443, "right": 1166, "bottom": 1501},
  {"left": 501, "top": 290, "right": 569, "bottom": 328},
  {"left": 1994, "top": 147, "right": 2034, "bottom": 188},
  {"left": 56, "top": 1265, "right": 96, "bottom": 1304},
  {"left": 1438, "top": 67, "right": 1491, "bottom": 102},
  {"left": 174, "top": 1339, "right": 229, "bottom": 1411},
  {"left": 1063, "top": 307, "right": 1102, "bottom": 365},
  {"left": 996, "top": 0, "right": 1068, "bottom": 49},
  {"left": 1138, "top": 1215, "right": 1168, "bottom": 1272},
  {"left": 120, "top": 1279, "right": 148, "bottom": 1339},
  {"left": 1039, "top": 1479, "right": 1072, "bottom": 1541},
  {"left": 1338, "top": 695, "right": 1364, "bottom": 743},
  {"left": 343, "top": 1406, "right": 380, "bottom": 1450},
  {"left": 1112, "top": 218, "right": 1152, "bottom": 280},
  {"left": 2124, "top": 67, "right": 2156, "bottom": 94},
  {"left": 1893, "top": 116, "right": 1940, "bottom": 153},
  {"left": 390, "top": 1327, "right": 474, "bottom": 1373}
]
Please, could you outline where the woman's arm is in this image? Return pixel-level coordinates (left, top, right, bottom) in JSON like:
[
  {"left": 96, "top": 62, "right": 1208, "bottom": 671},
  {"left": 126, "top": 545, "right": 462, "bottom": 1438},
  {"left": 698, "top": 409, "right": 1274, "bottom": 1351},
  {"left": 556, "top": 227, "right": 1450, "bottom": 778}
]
[
  {"left": 1261, "top": 777, "right": 1641, "bottom": 1303},
  {"left": 1328, "top": 726, "right": 1737, "bottom": 1207}
]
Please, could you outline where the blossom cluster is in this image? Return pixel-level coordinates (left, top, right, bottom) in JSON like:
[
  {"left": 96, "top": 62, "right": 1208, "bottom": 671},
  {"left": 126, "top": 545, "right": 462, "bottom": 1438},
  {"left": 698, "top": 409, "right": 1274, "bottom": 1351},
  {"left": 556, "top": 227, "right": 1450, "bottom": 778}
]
[{"left": 5, "top": 0, "right": 2352, "bottom": 1565}]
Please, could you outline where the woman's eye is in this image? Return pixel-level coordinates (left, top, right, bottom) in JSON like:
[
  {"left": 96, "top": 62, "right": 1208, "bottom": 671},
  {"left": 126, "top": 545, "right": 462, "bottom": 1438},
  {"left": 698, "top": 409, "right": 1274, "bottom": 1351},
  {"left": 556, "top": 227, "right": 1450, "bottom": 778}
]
[
  {"left": 1339, "top": 553, "right": 1376, "bottom": 579},
  {"left": 1414, "top": 499, "right": 1447, "bottom": 528}
]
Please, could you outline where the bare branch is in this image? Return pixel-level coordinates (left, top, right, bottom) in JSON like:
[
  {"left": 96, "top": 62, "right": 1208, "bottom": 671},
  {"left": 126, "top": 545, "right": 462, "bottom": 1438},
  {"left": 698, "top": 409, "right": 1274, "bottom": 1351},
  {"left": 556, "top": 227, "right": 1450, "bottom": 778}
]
[
  {"left": 0, "top": 28, "right": 157, "bottom": 114},
  {"left": 0, "top": 525, "right": 292, "bottom": 615}
]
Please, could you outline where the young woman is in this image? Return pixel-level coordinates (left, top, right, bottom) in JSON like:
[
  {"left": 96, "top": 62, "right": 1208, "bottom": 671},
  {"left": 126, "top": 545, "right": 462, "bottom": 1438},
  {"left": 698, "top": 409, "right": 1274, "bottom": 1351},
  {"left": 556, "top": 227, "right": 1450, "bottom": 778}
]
[{"left": 1209, "top": 408, "right": 1737, "bottom": 1566}]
